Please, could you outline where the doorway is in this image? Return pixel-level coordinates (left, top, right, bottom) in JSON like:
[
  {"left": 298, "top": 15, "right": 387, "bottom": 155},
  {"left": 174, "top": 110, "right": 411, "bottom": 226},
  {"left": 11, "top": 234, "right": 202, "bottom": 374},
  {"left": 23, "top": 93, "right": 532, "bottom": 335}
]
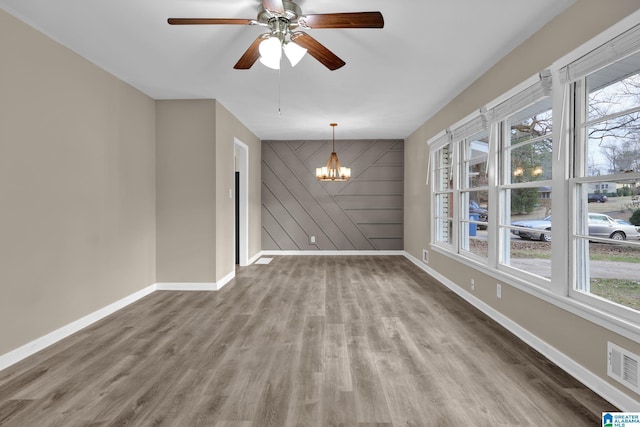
[
  {"left": 235, "top": 171, "right": 240, "bottom": 264},
  {"left": 234, "top": 139, "right": 249, "bottom": 266}
]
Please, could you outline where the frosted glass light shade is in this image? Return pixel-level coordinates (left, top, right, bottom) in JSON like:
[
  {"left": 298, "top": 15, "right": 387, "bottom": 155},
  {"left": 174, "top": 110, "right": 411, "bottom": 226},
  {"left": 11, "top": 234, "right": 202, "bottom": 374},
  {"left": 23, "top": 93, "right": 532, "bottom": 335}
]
[
  {"left": 284, "top": 41, "right": 307, "bottom": 67},
  {"left": 259, "top": 37, "right": 282, "bottom": 70}
]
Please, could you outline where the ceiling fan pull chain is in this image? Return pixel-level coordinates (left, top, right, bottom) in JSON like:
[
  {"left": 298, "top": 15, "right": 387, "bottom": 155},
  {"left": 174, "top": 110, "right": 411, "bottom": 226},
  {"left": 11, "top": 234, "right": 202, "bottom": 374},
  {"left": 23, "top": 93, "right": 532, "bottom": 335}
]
[{"left": 278, "top": 66, "right": 282, "bottom": 116}]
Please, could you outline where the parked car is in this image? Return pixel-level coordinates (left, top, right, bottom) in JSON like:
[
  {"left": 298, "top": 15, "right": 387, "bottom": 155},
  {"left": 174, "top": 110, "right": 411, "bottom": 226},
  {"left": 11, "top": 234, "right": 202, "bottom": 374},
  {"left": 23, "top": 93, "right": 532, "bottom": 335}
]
[
  {"left": 511, "top": 216, "right": 552, "bottom": 242},
  {"left": 511, "top": 213, "right": 640, "bottom": 241},
  {"left": 588, "top": 194, "right": 608, "bottom": 203},
  {"left": 588, "top": 213, "right": 640, "bottom": 240},
  {"left": 469, "top": 200, "right": 488, "bottom": 230}
]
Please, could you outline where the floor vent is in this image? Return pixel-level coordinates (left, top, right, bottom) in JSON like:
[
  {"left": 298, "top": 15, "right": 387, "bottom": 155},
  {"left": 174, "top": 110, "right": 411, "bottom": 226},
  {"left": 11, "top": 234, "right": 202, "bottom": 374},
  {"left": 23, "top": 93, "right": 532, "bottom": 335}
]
[{"left": 608, "top": 342, "right": 640, "bottom": 394}]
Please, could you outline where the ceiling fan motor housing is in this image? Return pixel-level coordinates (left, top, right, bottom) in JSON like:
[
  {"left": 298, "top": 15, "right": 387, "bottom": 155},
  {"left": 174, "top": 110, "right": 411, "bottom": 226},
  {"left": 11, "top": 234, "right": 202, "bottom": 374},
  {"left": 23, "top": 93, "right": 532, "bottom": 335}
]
[{"left": 258, "top": 1, "right": 302, "bottom": 27}]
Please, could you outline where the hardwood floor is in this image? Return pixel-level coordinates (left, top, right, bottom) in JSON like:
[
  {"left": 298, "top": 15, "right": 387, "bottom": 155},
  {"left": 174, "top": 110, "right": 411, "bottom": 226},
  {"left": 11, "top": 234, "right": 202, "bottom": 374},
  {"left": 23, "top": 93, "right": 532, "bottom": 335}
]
[{"left": 0, "top": 256, "right": 615, "bottom": 426}]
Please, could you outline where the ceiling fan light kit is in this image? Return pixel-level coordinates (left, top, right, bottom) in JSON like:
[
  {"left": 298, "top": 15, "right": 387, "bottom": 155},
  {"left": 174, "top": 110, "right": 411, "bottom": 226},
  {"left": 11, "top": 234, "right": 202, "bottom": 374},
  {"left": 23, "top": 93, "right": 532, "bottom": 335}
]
[
  {"left": 168, "top": 0, "right": 384, "bottom": 71},
  {"left": 258, "top": 36, "right": 282, "bottom": 69},
  {"left": 283, "top": 41, "right": 307, "bottom": 67},
  {"left": 316, "top": 123, "right": 351, "bottom": 182}
]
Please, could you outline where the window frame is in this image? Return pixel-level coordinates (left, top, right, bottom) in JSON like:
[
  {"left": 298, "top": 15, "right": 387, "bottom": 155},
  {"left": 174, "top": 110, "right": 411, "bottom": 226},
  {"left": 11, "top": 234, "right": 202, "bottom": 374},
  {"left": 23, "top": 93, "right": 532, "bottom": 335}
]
[
  {"left": 427, "top": 15, "right": 640, "bottom": 343},
  {"left": 568, "top": 70, "right": 640, "bottom": 324}
]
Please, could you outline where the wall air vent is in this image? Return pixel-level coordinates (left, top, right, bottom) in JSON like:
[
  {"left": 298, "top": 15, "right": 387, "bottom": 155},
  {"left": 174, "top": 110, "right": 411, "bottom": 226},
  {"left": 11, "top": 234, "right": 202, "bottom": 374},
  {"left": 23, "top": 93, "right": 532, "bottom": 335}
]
[{"left": 608, "top": 342, "right": 640, "bottom": 394}]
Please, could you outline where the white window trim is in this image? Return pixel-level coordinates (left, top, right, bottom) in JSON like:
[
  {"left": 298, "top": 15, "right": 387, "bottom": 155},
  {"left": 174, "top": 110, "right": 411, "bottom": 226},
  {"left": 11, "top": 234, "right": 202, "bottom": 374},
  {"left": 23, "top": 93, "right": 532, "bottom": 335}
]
[{"left": 429, "top": 12, "right": 640, "bottom": 344}]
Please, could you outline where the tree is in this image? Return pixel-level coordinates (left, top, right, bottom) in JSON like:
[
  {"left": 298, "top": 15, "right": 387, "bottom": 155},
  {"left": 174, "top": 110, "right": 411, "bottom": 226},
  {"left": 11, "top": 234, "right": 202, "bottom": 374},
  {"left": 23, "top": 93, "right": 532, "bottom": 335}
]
[
  {"left": 630, "top": 208, "right": 640, "bottom": 226},
  {"left": 600, "top": 138, "right": 640, "bottom": 174},
  {"left": 511, "top": 188, "right": 540, "bottom": 215},
  {"left": 510, "top": 112, "right": 552, "bottom": 214},
  {"left": 588, "top": 74, "right": 640, "bottom": 175}
]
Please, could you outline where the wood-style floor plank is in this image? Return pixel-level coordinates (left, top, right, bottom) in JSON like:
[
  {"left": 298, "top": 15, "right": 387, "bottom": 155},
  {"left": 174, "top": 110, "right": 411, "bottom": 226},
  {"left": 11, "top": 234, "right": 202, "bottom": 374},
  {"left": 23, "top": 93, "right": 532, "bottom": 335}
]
[{"left": 0, "top": 256, "right": 616, "bottom": 426}]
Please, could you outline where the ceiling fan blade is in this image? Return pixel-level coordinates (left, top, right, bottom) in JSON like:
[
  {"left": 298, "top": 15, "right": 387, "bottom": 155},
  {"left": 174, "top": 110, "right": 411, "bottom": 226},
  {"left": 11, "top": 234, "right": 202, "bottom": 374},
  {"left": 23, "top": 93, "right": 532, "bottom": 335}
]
[
  {"left": 301, "top": 12, "right": 384, "bottom": 29},
  {"left": 233, "top": 36, "right": 266, "bottom": 70},
  {"left": 290, "top": 32, "right": 345, "bottom": 71},
  {"left": 168, "top": 18, "right": 254, "bottom": 25},
  {"left": 262, "top": 0, "right": 285, "bottom": 13}
]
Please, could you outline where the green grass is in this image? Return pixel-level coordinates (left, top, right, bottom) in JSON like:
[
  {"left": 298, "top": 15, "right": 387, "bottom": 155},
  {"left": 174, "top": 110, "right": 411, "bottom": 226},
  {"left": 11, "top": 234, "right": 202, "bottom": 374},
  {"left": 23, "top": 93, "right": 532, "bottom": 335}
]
[
  {"left": 589, "top": 253, "right": 640, "bottom": 263},
  {"left": 509, "top": 249, "right": 551, "bottom": 259},
  {"left": 590, "top": 278, "right": 640, "bottom": 311}
]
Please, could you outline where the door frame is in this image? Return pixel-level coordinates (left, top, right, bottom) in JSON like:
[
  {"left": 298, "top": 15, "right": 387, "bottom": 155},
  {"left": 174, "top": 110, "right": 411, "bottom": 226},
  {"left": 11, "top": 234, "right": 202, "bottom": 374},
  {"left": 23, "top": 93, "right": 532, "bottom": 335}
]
[{"left": 234, "top": 138, "right": 249, "bottom": 266}]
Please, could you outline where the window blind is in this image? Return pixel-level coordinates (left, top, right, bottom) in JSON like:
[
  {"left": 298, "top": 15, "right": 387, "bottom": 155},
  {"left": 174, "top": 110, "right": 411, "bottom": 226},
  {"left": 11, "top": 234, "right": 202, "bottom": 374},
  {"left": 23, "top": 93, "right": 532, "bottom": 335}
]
[
  {"left": 450, "top": 115, "right": 487, "bottom": 142},
  {"left": 560, "top": 23, "right": 640, "bottom": 84},
  {"left": 486, "top": 70, "right": 552, "bottom": 123},
  {"left": 428, "top": 131, "right": 451, "bottom": 150}
]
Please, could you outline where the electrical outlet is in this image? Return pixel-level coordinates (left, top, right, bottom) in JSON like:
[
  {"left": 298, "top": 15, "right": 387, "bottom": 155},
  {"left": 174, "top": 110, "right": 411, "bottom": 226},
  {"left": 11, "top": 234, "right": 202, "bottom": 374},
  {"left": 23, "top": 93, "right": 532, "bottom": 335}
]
[
  {"left": 471, "top": 279, "right": 475, "bottom": 291},
  {"left": 310, "top": 235, "right": 316, "bottom": 244},
  {"left": 422, "top": 249, "right": 429, "bottom": 263},
  {"left": 496, "top": 283, "right": 502, "bottom": 299}
]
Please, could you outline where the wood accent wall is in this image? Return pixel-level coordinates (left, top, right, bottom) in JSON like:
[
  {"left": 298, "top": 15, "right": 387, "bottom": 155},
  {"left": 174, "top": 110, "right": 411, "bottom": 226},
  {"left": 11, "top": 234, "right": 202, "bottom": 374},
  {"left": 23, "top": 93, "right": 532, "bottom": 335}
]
[{"left": 262, "top": 139, "right": 404, "bottom": 250}]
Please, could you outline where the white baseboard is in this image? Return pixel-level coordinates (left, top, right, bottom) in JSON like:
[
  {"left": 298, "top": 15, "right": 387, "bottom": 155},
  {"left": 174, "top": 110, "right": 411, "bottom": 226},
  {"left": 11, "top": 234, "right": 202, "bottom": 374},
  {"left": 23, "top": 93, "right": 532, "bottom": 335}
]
[
  {"left": 260, "top": 250, "right": 405, "bottom": 256},
  {"left": 155, "top": 282, "right": 218, "bottom": 291},
  {"left": 155, "top": 270, "right": 236, "bottom": 292},
  {"left": 248, "top": 252, "right": 263, "bottom": 265},
  {"left": 0, "top": 284, "right": 156, "bottom": 372},
  {"left": 1, "top": 269, "right": 239, "bottom": 372},
  {"left": 215, "top": 270, "right": 235, "bottom": 290},
  {"left": 402, "top": 251, "right": 640, "bottom": 412}
]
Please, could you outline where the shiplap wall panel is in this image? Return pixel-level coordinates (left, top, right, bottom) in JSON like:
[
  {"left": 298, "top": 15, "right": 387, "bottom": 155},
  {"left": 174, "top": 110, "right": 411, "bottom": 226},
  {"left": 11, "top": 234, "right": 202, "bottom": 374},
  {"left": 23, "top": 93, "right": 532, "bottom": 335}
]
[
  {"left": 358, "top": 165, "right": 404, "bottom": 180},
  {"left": 347, "top": 209, "right": 403, "bottom": 224},
  {"left": 265, "top": 142, "right": 372, "bottom": 250},
  {"left": 262, "top": 139, "right": 403, "bottom": 250}
]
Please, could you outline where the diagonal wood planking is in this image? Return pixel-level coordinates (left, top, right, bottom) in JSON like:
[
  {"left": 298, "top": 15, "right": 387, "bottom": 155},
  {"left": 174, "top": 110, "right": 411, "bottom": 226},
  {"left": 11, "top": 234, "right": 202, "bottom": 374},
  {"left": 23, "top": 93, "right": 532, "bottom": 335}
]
[{"left": 262, "top": 139, "right": 404, "bottom": 250}]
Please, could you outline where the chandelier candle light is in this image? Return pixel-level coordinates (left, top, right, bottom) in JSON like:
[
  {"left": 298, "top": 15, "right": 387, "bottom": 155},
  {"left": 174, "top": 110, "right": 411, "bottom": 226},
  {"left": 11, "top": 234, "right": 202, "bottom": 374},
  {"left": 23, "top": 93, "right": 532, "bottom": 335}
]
[{"left": 316, "top": 123, "right": 351, "bottom": 181}]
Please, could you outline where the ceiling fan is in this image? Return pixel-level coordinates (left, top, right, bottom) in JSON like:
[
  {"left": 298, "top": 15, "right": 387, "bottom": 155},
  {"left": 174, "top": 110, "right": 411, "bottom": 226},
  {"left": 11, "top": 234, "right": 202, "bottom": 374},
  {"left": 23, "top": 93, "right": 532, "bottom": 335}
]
[{"left": 168, "top": 0, "right": 384, "bottom": 71}]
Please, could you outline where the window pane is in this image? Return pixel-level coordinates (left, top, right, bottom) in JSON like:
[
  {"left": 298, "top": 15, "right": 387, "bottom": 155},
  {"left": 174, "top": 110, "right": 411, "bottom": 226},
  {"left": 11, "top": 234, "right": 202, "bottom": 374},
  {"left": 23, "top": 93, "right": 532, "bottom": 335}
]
[
  {"left": 587, "top": 115, "right": 640, "bottom": 176},
  {"left": 510, "top": 187, "right": 551, "bottom": 216},
  {"left": 510, "top": 139, "right": 553, "bottom": 183},
  {"left": 435, "top": 193, "right": 452, "bottom": 218},
  {"left": 501, "top": 187, "right": 553, "bottom": 279},
  {"left": 463, "top": 131, "right": 489, "bottom": 188},
  {"left": 460, "top": 191, "right": 489, "bottom": 259},
  {"left": 587, "top": 51, "right": 640, "bottom": 122},
  {"left": 434, "top": 192, "right": 453, "bottom": 245},
  {"left": 435, "top": 218, "right": 453, "bottom": 245},
  {"left": 466, "top": 234, "right": 488, "bottom": 258},
  {"left": 508, "top": 100, "right": 552, "bottom": 182},
  {"left": 576, "top": 238, "right": 640, "bottom": 312},
  {"left": 435, "top": 145, "right": 453, "bottom": 190},
  {"left": 580, "top": 177, "right": 640, "bottom": 209},
  {"left": 510, "top": 102, "right": 553, "bottom": 143},
  {"left": 467, "top": 191, "right": 489, "bottom": 227}
]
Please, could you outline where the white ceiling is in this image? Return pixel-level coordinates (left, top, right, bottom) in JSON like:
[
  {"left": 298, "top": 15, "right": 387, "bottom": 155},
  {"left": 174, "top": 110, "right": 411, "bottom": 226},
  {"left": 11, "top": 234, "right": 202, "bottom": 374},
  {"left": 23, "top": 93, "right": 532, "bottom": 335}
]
[{"left": 0, "top": 0, "right": 575, "bottom": 140}]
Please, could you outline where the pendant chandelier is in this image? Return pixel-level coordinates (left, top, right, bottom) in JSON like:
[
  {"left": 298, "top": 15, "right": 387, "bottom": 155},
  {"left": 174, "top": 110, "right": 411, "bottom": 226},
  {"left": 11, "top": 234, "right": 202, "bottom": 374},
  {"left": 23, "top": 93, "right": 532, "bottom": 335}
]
[{"left": 316, "top": 123, "right": 351, "bottom": 181}]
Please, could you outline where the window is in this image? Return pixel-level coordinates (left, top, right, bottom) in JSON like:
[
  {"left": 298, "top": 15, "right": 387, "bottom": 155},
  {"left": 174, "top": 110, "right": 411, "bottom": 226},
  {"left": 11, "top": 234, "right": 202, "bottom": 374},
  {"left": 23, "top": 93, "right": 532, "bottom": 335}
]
[
  {"left": 433, "top": 141, "right": 454, "bottom": 247},
  {"left": 428, "top": 20, "right": 640, "bottom": 340},
  {"left": 431, "top": 118, "right": 489, "bottom": 260},
  {"left": 570, "top": 44, "right": 640, "bottom": 316},
  {"left": 498, "top": 96, "right": 553, "bottom": 282},
  {"left": 430, "top": 75, "right": 553, "bottom": 282},
  {"left": 459, "top": 129, "right": 489, "bottom": 260}
]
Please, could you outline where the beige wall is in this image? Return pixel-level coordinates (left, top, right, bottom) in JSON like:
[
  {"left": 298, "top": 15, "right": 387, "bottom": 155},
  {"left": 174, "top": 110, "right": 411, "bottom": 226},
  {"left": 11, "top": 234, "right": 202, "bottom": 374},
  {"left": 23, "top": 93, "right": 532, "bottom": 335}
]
[
  {"left": 156, "top": 100, "right": 217, "bottom": 283},
  {"left": 215, "top": 102, "right": 261, "bottom": 279},
  {"left": 0, "top": 6, "right": 262, "bottom": 358},
  {"left": 0, "top": 9, "right": 156, "bottom": 355},
  {"left": 404, "top": 0, "right": 640, "bottom": 403},
  {"left": 156, "top": 100, "right": 261, "bottom": 284}
]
